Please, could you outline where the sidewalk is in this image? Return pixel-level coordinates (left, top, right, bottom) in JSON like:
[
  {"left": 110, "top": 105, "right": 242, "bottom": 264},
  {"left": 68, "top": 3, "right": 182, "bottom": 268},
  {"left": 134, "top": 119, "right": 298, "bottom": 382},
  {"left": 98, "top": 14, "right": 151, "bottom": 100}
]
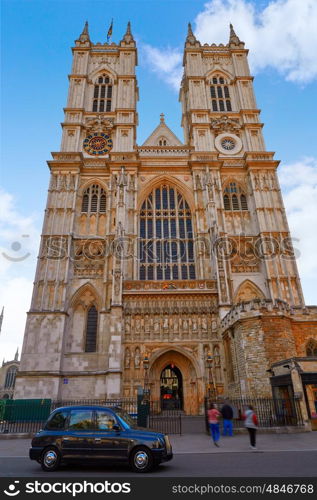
[
  {"left": 171, "top": 431, "right": 317, "bottom": 454},
  {"left": 0, "top": 432, "right": 316, "bottom": 457}
]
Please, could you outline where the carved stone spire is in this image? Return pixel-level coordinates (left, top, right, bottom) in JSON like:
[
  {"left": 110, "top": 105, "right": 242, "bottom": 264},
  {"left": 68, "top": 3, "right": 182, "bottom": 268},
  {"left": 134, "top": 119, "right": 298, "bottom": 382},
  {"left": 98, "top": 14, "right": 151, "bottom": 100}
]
[
  {"left": 121, "top": 21, "right": 134, "bottom": 44},
  {"left": 186, "top": 22, "right": 198, "bottom": 45},
  {"left": 229, "top": 23, "right": 244, "bottom": 47},
  {"left": 76, "top": 21, "right": 91, "bottom": 45},
  {"left": 14, "top": 347, "right": 19, "bottom": 361}
]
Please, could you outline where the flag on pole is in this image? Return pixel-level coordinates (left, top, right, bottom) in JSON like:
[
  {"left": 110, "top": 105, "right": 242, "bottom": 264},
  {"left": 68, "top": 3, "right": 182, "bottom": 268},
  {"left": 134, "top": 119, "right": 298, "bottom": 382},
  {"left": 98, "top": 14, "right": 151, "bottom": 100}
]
[{"left": 107, "top": 19, "right": 113, "bottom": 43}]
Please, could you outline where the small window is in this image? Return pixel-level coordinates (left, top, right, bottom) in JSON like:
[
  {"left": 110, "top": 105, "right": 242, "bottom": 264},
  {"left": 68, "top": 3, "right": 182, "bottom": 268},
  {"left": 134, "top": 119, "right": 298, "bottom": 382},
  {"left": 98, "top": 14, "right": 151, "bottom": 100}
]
[
  {"left": 68, "top": 410, "right": 94, "bottom": 430},
  {"left": 96, "top": 411, "right": 117, "bottom": 431},
  {"left": 306, "top": 341, "right": 317, "bottom": 357},
  {"left": 46, "top": 410, "right": 69, "bottom": 430},
  {"left": 223, "top": 183, "right": 248, "bottom": 211},
  {"left": 81, "top": 184, "right": 107, "bottom": 215}
]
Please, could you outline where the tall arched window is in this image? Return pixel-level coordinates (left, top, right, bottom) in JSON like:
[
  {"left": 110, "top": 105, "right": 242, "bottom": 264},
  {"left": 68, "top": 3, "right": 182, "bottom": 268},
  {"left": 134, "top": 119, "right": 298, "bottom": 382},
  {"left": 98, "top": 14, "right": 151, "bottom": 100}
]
[
  {"left": 85, "top": 306, "right": 98, "bottom": 352},
  {"left": 92, "top": 74, "right": 112, "bottom": 112},
  {"left": 210, "top": 75, "right": 232, "bottom": 112},
  {"left": 4, "top": 366, "right": 17, "bottom": 389},
  {"left": 139, "top": 185, "right": 196, "bottom": 280},
  {"left": 223, "top": 182, "right": 248, "bottom": 211},
  {"left": 306, "top": 340, "right": 317, "bottom": 357},
  {"left": 81, "top": 184, "right": 106, "bottom": 214}
]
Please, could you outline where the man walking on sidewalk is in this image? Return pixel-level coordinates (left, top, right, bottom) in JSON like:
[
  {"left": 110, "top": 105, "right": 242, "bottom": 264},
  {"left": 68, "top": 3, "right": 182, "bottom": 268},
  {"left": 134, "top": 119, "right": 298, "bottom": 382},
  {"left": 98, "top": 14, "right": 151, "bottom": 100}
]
[{"left": 221, "top": 400, "right": 234, "bottom": 436}]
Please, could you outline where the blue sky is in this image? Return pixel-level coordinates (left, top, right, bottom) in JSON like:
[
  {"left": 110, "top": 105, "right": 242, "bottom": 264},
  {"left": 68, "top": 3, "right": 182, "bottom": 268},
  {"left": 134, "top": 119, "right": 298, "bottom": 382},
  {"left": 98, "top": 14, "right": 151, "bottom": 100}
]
[{"left": 1, "top": 0, "right": 317, "bottom": 360}]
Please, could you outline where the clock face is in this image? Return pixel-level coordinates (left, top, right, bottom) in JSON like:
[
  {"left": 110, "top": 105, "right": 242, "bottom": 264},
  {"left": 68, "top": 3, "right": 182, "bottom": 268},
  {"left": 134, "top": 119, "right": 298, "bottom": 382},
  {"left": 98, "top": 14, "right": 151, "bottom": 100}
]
[
  {"left": 83, "top": 133, "right": 113, "bottom": 155},
  {"left": 221, "top": 137, "right": 235, "bottom": 150}
]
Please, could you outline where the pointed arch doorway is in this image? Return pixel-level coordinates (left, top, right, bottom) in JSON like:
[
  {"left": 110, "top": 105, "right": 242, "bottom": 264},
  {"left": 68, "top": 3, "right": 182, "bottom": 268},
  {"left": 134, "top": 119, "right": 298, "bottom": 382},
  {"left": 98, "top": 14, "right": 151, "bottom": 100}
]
[
  {"left": 160, "top": 364, "right": 183, "bottom": 410},
  {"left": 149, "top": 349, "right": 203, "bottom": 415}
]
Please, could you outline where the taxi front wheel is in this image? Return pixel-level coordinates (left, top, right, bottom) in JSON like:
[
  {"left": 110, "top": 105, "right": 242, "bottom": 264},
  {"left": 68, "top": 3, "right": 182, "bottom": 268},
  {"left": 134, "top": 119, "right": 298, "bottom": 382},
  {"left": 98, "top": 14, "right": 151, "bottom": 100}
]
[
  {"left": 41, "top": 447, "right": 61, "bottom": 472},
  {"left": 130, "top": 447, "right": 154, "bottom": 473}
]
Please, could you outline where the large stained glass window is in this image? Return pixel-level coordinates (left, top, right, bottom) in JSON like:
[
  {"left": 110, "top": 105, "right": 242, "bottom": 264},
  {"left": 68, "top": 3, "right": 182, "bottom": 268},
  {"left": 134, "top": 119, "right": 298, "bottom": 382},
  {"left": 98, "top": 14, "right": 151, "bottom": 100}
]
[{"left": 139, "top": 185, "right": 196, "bottom": 280}]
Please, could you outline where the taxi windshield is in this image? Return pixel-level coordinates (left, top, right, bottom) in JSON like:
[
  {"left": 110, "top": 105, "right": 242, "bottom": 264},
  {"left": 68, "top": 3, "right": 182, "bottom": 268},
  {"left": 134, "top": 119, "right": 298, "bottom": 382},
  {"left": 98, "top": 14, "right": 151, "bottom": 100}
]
[{"left": 115, "top": 408, "right": 137, "bottom": 429}]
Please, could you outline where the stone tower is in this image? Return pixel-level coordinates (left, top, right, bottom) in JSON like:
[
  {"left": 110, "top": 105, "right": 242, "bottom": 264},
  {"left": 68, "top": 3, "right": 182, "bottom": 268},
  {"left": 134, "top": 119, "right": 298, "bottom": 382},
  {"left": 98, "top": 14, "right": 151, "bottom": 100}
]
[{"left": 15, "top": 23, "right": 316, "bottom": 413}]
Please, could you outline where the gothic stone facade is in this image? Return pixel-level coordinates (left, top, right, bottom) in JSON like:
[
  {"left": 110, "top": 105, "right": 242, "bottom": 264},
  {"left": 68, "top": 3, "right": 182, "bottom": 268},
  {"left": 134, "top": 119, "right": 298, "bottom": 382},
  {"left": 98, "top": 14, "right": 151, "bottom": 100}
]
[{"left": 15, "top": 23, "right": 317, "bottom": 414}]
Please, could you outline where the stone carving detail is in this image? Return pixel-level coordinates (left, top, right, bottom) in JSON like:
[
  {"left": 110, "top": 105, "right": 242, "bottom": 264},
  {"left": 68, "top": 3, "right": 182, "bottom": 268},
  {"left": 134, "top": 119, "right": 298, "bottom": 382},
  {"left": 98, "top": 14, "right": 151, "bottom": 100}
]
[
  {"left": 230, "top": 239, "right": 260, "bottom": 273},
  {"left": 85, "top": 116, "right": 114, "bottom": 134},
  {"left": 134, "top": 347, "right": 141, "bottom": 368},
  {"left": 211, "top": 115, "right": 241, "bottom": 135},
  {"left": 124, "top": 280, "right": 216, "bottom": 292},
  {"left": 253, "top": 172, "right": 277, "bottom": 191},
  {"left": 123, "top": 296, "right": 217, "bottom": 341},
  {"left": 73, "top": 240, "right": 105, "bottom": 277},
  {"left": 124, "top": 347, "right": 131, "bottom": 368}
]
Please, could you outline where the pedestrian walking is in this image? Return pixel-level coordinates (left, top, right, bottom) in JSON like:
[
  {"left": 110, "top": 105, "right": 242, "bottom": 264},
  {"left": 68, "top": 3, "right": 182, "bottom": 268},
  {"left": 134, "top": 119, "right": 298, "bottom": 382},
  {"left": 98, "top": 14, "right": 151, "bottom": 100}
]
[
  {"left": 207, "top": 403, "right": 221, "bottom": 447},
  {"left": 243, "top": 405, "right": 259, "bottom": 450},
  {"left": 221, "top": 400, "right": 234, "bottom": 436}
]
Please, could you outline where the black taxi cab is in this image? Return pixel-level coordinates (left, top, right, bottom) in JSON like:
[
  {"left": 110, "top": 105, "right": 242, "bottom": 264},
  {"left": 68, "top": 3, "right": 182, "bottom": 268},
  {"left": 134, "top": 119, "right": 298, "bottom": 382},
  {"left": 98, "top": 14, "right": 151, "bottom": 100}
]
[{"left": 29, "top": 405, "right": 173, "bottom": 473}]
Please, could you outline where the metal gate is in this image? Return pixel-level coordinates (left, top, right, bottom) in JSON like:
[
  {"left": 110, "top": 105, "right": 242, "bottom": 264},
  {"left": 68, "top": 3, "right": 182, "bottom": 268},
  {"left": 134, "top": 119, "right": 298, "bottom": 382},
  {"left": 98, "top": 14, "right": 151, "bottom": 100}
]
[{"left": 148, "top": 400, "right": 182, "bottom": 434}]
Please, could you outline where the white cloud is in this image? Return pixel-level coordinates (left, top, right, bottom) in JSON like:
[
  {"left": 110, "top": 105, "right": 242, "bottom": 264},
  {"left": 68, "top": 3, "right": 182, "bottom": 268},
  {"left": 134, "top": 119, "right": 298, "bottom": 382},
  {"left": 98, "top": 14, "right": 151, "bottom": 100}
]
[
  {"left": 195, "top": 0, "right": 317, "bottom": 84},
  {"left": 279, "top": 157, "right": 317, "bottom": 303},
  {"left": 0, "top": 188, "right": 40, "bottom": 361},
  {"left": 0, "top": 277, "right": 33, "bottom": 362},
  {"left": 141, "top": 44, "right": 183, "bottom": 90},
  {"left": 142, "top": 0, "right": 317, "bottom": 89}
]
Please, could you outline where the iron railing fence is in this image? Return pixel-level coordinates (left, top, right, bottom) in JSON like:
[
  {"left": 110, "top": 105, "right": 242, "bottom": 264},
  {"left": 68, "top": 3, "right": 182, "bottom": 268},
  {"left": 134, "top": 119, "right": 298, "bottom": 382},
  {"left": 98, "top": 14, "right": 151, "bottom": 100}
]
[
  {"left": 51, "top": 398, "right": 137, "bottom": 415},
  {"left": 0, "top": 398, "right": 137, "bottom": 434},
  {"left": 148, "top": 400, "right": 182, "bottom": 434},
  {"left": 204, "top": 396, "right": 304, "bottom": 433}
]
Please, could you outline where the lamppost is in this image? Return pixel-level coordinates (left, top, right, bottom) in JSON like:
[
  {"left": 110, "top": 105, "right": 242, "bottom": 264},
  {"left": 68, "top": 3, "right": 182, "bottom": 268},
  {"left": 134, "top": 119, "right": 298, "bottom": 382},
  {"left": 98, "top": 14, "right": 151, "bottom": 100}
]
[
  {"left": 143, "top": 354, "right": 150, "bottom": 402},
  {"left": 206, "top": 352, "right": 216, "bottom": 400}
]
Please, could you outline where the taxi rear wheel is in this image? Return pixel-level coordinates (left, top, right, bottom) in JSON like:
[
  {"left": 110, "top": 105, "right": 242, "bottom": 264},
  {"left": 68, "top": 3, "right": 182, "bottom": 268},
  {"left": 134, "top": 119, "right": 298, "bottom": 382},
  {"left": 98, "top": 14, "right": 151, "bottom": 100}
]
[{"left": 130, "top": 447, "right": 154, "bottom": 473}]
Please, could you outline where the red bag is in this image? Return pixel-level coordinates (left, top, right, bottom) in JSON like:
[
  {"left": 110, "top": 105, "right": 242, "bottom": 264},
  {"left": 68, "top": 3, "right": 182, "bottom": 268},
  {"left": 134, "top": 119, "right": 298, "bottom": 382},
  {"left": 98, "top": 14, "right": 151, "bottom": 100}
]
[{"left": 252, "top": 413, "right": 259, "bottom": 426}]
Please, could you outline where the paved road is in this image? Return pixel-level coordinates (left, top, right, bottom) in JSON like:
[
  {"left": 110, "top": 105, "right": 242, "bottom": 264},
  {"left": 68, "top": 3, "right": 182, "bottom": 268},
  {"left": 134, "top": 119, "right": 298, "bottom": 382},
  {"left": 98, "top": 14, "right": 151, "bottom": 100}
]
[{"left": 1, "top": 450, "right": 316, "bottom": 477}]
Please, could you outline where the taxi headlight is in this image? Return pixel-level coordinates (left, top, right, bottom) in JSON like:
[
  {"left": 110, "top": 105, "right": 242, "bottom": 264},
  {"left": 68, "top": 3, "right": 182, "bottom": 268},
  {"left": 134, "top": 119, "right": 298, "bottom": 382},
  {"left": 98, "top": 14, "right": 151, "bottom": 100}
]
[
  {"left": 153, "top": 436, "right": 165, "bottom": 449},
  {"left": 164, "top": 435, "right": 171, "bottom": 451}
]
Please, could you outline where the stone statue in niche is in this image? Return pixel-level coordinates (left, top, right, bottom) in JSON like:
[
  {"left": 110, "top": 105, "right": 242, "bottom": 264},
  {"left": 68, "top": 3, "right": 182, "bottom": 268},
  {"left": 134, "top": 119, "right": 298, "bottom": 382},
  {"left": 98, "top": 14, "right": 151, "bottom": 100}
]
[
  {"left": 114, "top": 271, "right": 121, "bottom": 296},
  {"left": 173, "top": 317, "right": 178, "bottom": 332},
  {"left": 183, "top": 317, "right": 189, "bottom": 330},
  {"left": 201, "top": 317, "right": 208, "bottom": 332},
  {"left": 144, "top": 315, "right": 150, "bottom": 332},
  {"left": 124, "top": 348, "right": 131, "bottom": 368},
  {"left": 163, "top": 317, "right": 169, "bottom": 330},
  {"left": 135, "top": 317, "right": 141, "bottom": 333},
  {"left": 154, "top": 317, "right": 160, "bottom": 333},
  {"left": 192, "top": 317, "right": 198, "bottom": 332},
  {"left": 125, "top": 317, "right": 131, "bottom": 333},
  {"left": 134, "top": 348, "right": 141, "bottom": 368}
]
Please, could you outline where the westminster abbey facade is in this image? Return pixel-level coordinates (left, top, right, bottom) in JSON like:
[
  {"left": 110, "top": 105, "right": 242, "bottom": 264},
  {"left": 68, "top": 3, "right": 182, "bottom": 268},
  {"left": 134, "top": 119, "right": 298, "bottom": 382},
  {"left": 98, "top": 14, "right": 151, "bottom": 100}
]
[{"left": 15, "top": 22, "right": 317, "bottom": 416}]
